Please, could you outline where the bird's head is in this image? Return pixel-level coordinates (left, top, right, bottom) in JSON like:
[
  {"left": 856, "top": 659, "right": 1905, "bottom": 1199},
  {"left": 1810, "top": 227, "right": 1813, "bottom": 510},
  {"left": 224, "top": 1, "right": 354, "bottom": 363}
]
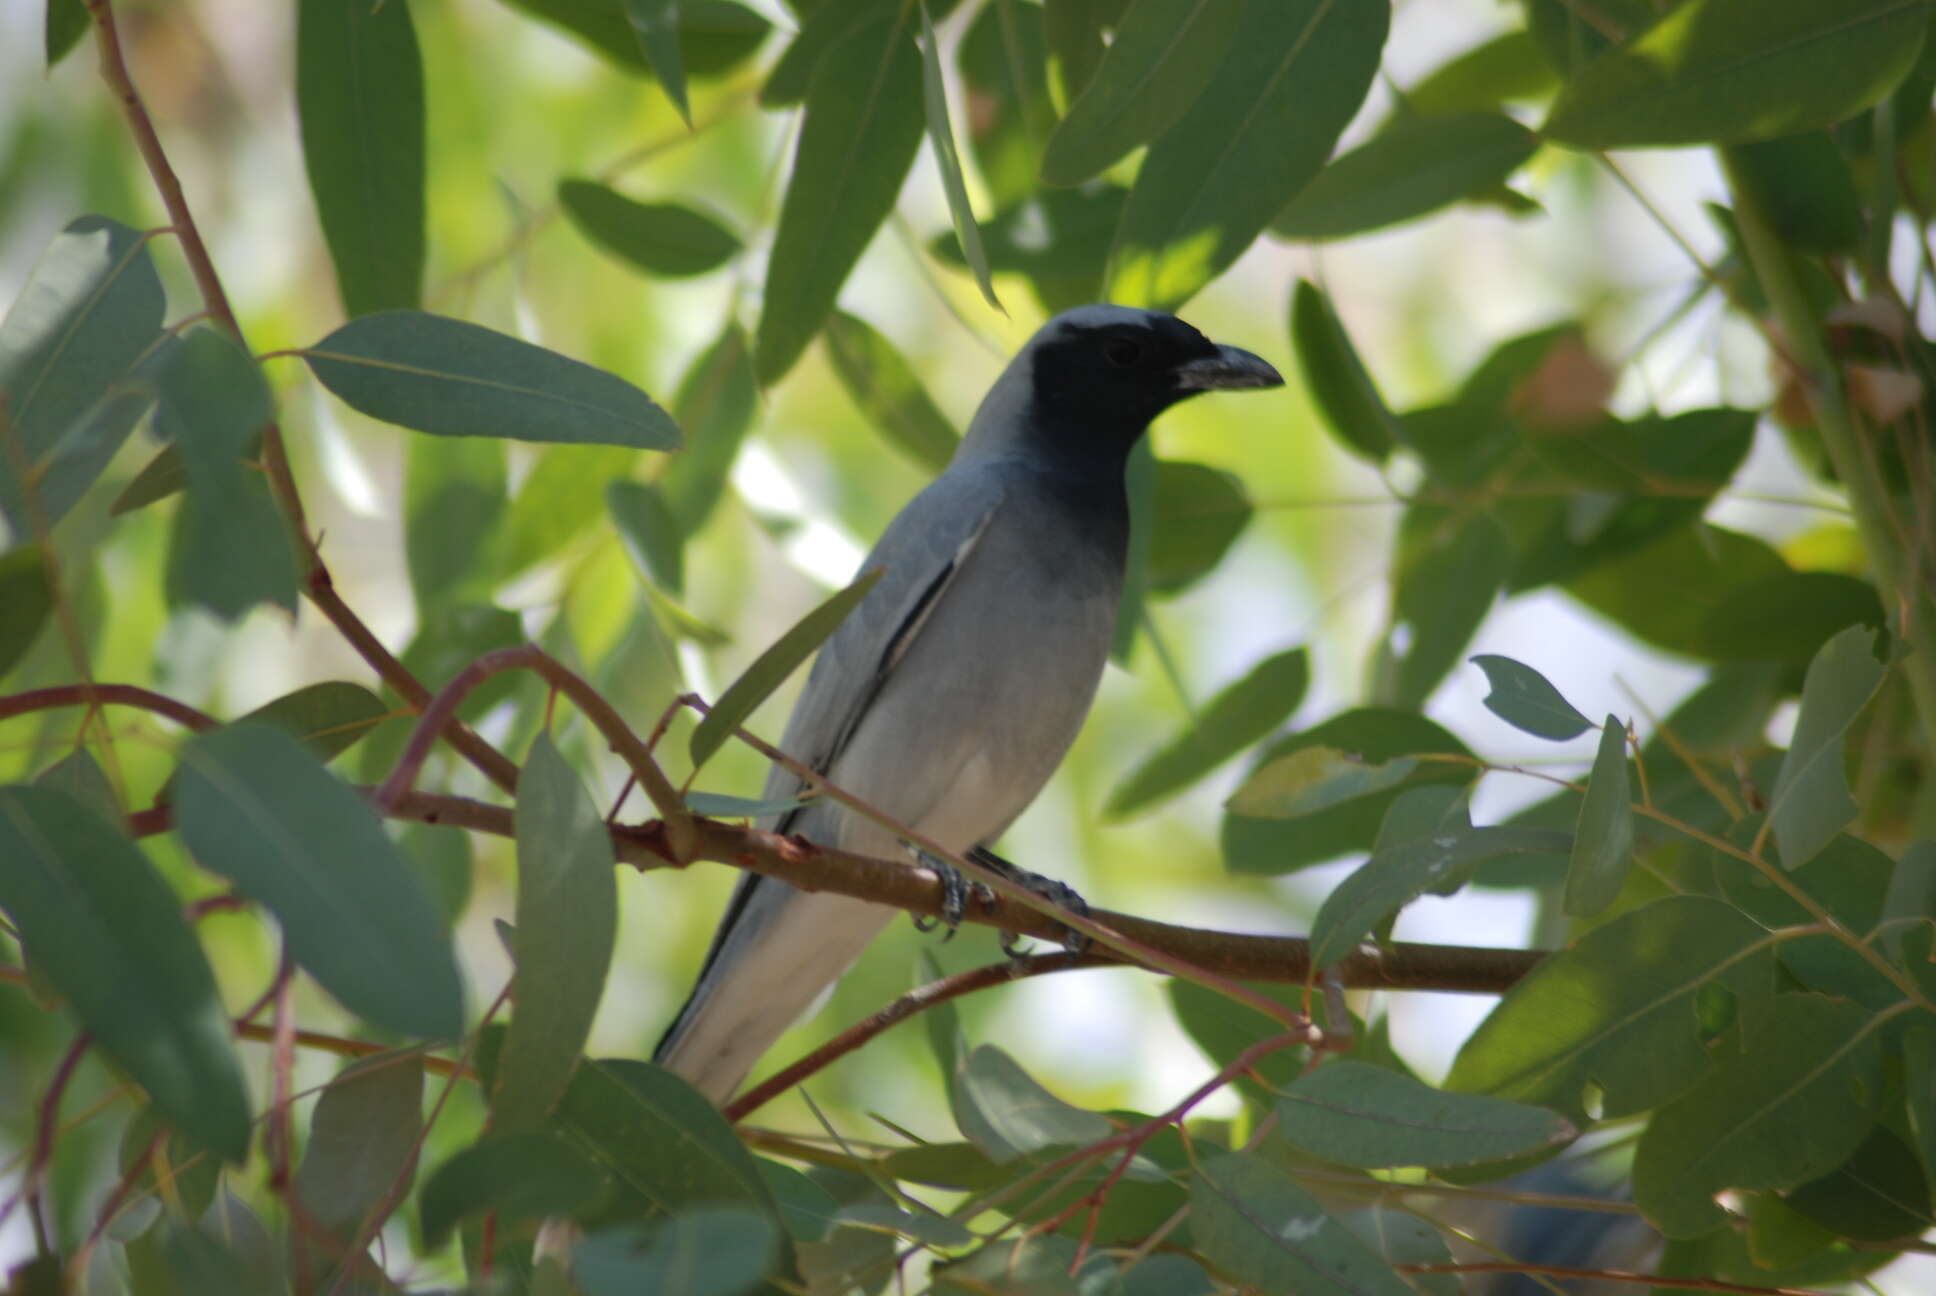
[{"left": 964, "top": 305, "right": 1283, "bottom": 468}]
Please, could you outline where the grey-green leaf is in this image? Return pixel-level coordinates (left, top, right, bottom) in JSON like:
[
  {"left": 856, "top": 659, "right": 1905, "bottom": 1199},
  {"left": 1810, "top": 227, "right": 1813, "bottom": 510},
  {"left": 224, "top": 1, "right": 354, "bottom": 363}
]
[
  {"left": 920, "top": 2, "right": 1000, "bottom": 310},
  {"left": 0, "top": 546, "right": 54, "bottom": 679},
  {"left": 173, "top": 723, "right": 465, "bottom": 1038},
  {"left": 293, "top": 1052, "right": 425, "bottom": 1243},
  {"left": 659, "top": 322, "right": 758, "bottom": 536},
  {"left": 296, "top": 0, "right": 425, "bottom": 317},
  {"left": 420, "top": 1132, "right": 609, "bottom": 1248},
  {"left": 1277, "top": 1061, "right": 1574, "bottom": 1169},
  {"left": 1469, "top": 653, "right": 1593, "bottom": 740},
  {"left": 494, "top": 734, "right": 618, "bottom": 1133},
  {"left": 575, "top": 1208, "right": 781, "bottom": 1296},
  {"left": 1290, "top": 279, "right": 1398, "bottom": 462},
  {"left": 689, "top": 568, "right": 883, "bottom": 771},
  {"left": 1770, "top": 625, "right": 1886, "bottom": 871},
  {"left": 305, "top": 309, "right": 681, "bottom": 449},
  {"left": 1226, "top": 748, "right": 1419, "bottom": 821},
  {"left": 0, "top": 786, "right": 250, "bottom": 1161},
  {"left": 1564, "top": 716, "right": 1635, "bottom": 916},
  {"left": 234, "top": 681, "right": 389, "bottom": 765},
  {"left": 624, "top": 0, "right": 691, "bottom": 123},
  {"left": 952, "top": 1043, "right": 1113, "bottom": 1164},
  {"left": 558, "top": 180, "right": 741, "bottom": 278},
  {"left": 609, "top": 480, "right": 685, "bottom": 596},
  {"left": 824, "top": 310, "right": 960, "bottom": 472},
  {"left": 1271, "top": 112, "right": 1538, "bottom": 240},
  {"left": 1191, "top": 1150, "right": 1415, "bottom": 1296}
]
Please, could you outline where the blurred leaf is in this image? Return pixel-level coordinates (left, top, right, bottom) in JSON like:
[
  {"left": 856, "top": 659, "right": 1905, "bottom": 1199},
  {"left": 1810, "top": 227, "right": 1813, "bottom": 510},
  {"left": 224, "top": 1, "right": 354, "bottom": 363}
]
[
  {"left": 684, "top": 791, "right": 815, "bottom": 819},
  {"left": 1564, "top": 716, "right": 1634, "bottom": 916},
  {"left": 1724, "top": 132, "right": 1864, "bottom": 253},
  {"left": 235, "top": 681, "right": 388, "bottom": 765},
  {"left": 420, "top": 1132, "right": 609, "bottom": 1248},
  {"left": 1227, "top": 747, "right": 1418, "bottom": 820},
  {"left": 624, "top": 0, "right": 690, "bottom": 122},
  {"left": 1784, "top": 1126, "right": 1933, "bottom": 1242},
  {"left": 1272, "top": 112, "right": 1537, "bottom": 240},
  {"left": 833, "top": 1203, "right": 974, "bottom": 1248},
  {"left": 1769, "top": 625, "right": 1886, "bottom": 871},
  {"left": 558, "top": 180, "right": 741, "bottom": 277},
  {"left": 174, "top": 723, "right": 464, "bottom": 1038},
  {"left": 45, "top": 0, "right": 88, "bottom": 67},
  {"left": 1905, "top": 1027, "right": 1936, "bottom": 1205},
  {"left": 952, "top": 1043, "right": 1112, "bottom": 1163},
  {"left": 493, "top": 444, "right": 635, "bottom": 579},
  {"left": 1105, "top": 645, "right": 1307, "bottom": 819},
  {"left": 0, "top": 216, "right": 164, "bottom": 534},
  {"left": 401, "top": 821, "right": 472, "bottom": 928},
  {"left": 576, "top": 1208, "right": 781, "bottom": 1296},
  {"left": 399, "top": 602, "right": 524, "bottom": 722},
  {"left": 1543, "top": 0, "right": 1929, "bottom": 149},
  {"left": 34, "top": 747, "right": 120, "bottom": 824},
  {"left": 1039, "top": 0, "right": 1242, "bottom": 186},
  {"left": 0, "top": 545, "right": 53, "bottom": 679},
  {"left": 0, "top": 786, "right": 250, "bottom": 1160},
  {"left": 1338, "top": 1208, "right": 1459, "bottom": 1296},
  {"left": 1112, "top": 437, "right": 1155, "bottom": 661},
  {"left": 1715, "top": 831, "right": 1902, "bottom": 1009},
  {"left": 1381, "top": 506, "right": 1510, "bottom": 708},
  {"left": 1107, "top": 0, "right": 1387, "bottom": 309},
  {"left": 824, "top": 310, "right": 959, "bottom": 472},
  {"left": 660, "top": 322, "right": 758, "bottom": 536},
  {"left": 755, "top": 13, "right": 925, "bottom": 383},
  {"left": 1469, "top": 654, "right": 1592, "bottom": 741},
  {"left": 920, "top": 2, "right": 1000, "bottom": 310},
  {"left": 111, "top": 443, "right": 189, "bottom": 515},
  {"left": 495, "top": 734, "right": 618, "bottom": 1132},
  {"left": 1447, "top": 896, "right": 1777, "bottom": 1121},
  {"left": 495, "top": 0, "right": 770, "bottom": 80},
  {"left": 296, "top": 0, "right": 424, "bottom": 317},
  {"left": 294, "top": 1052, "right": 424, "bottom": 1251},
  {"left": 609, "top": 480, "right": 685, "bottom": 595},
  {"left": 1882, "top": 841, "right": 1936, "bottom": 999},
  {"left": 1222, "top": 709, "right": 1474, "bottom": 875},
  {"left": 1634, "top": 993, "right": 1886, "bottom": 1238},
  {"left": 689, "top": 568, "right": 883, "bottom": 770},
  {"left": 1167, "top": 978, "right": 1310, "bottom": 1105},
  {"left": 958, "top": 0, "right": 1055, "bottom": 209},
  {"left": 1146, "top": 459, "right": 1251, "bottom": 594},
  {"left": 1522, "top": 0, "right": 1652, "bottom": 73},
  {"left": 405, "top": 434, "right": 507, "bottom": 609},
  {"left": 1191, "top": 1151, "right": 1414, "bottom": 1296},
  {"left": 305, "top": 310, "right": 681, "bottom": 449},
  {"left": 1289, "top": 279, "right": 1397, "bottom": 462},
  {"left": 761, "top": 0, "right": 926, "bottom": 105},
  {"left": 1042, "top": 0, "right": 1115, "bottom": 105},
  {"left": 755, "top": 1159, "right": 841, "bottom": 1242},
  {"left": 930, "top": 185, "right": 1130, "bottom": 314},
  {"left": 1277, "top": 1061, "right": 1574, "bottom": 1168},
  {"left": 882, "top": 1141, "right": 1007, "bottom": 1192},
  {"left": 1400, "top": 29, "right": 1557, "bottom": 117},
  {"left": 121, "top": 1105, "right": 221, "bottom": 1224}
]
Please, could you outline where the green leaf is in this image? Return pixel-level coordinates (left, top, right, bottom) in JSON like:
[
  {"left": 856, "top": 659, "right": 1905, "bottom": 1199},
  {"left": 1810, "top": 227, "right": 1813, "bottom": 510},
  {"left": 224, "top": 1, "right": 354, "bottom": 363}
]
[
  {"left": 1167, "top": 978, "right": 1311, "bottom": 1106},
  {"left": 496, "top": 0, "right": 771, "bottom": 80},
  {"left": 558, "top": 180, "right": 741, "bottom": 278},
  {"left": 1724, "top": 132, "right": 1865, "bottom": 253},
  {"left": 660, "top": 322, "right": 758, "bottom": 536},
  {"left": 609, "top": 480, "right": 685, "bottom": 596},
  {"left": 0, "top": 216, "right": 164, "bottom": 534},
  {"left": 833, "top": 1203, "right": 974, "bottom": 1249},
  {"left": 824, "top": 310, "right": 960, "bottom": 472},
  {"left": 1713, "top": 831, "right": 1900, "bottom": 1009},
  {"left": 1564, "top": 716, "right": 1635, "bottom": 916},
  {"left": 1634, "top": 993, "right": 1887, "bottom": 1238},
  {"left": 1469, "top": 654, "right": 1593, "bottom": 741},
  {"left": 1882, "top": 841, "right": 1936, "bottom": 999},
  {"left": 121, "top": 1104, "right": 222, "bottom": 1224},
  {"left": 1543, "top": 0, "right": 1931, "bottom": 149},
  {"left": 624, "top": 0, "right": 691, "bottom": 122},
  {"left": 402, "top": 822, "right": 473, "bottom": 928},
  {"left": 45, "top": 0, "right": 89, "bottom": 67},
  {"left": 305, "top": 310, "right": 681, "bottom": 449},
  {"left": 755, "top": 13, "right": 925, "bottom": 383},
  {"left": 0, "top": 786, "right": 250, "bottom": 1161},
  {"left": 1381, "top": 506, "right": 1510, "bottom": 708},
  {"left": 398, "top": 602, "right": 525, "bottom": 723},
  {"left": 689, "top": 568, "right": 884, "bottom": 771},
  {"left": 1337, "top": 1208, "right": 1460, "bottom": 1296},
  {"left": 1784, "top": 1126, "right": 1933, "bottom": 1242},
  {"left": 1289, "top": 279, "right": 1397, "bottom": 463},
  {"left": 684, "top": 791, "right": 815, "bottom": 819},
  {"left": 1770, "top": 625, "right": 1886, "bottom": 871},
  {"left": 110, "top": 443, "right": 189, "bottom": 516},
  {"left": 1039, "top": 0, "right": 1243, "bottom": 186},
  {"left": 494, "top": 734, "right": 618, "bottom": 1132},
  {"left": 492, "top": 445, "right": 636, "bottom": 579},
  {"left": 235, "top": 682, "right": 388, "bottom": 765},
  {"left": 0, "top": 545, "right": 53, "bottom": 679},
  {"left": 1522, "top": 0, "right": 1654, "bottom": 73},
  {"left": 920, "top": 2, "right": 1000, "bottom": 310},
  {"left": 957, "top": 0, "right": 1055, "bottom": 209},
  {"left": 929, "top": 185, "right": 1130, "bottom": 315},
  {"left": 296, "top": 0, "right": 425, "bottom": 317},
  {"left": 1106, "top": 0, "right": 1388, "bottom": 309},
  {"left": 1272, "top": 112, "right": 1538, "bottom": 240},
  {"left": 1227, "top": 748, "right": 1419, "bottom": 820},
  {"left": 419, "top": 1132, "right": 609, "bottom": 1248},
  {"left": 174, "top": 723, "right": 464, "bottom": 1038},
  {"left": 1042, "top": 0, "right": 1112, "bottom": 105},
  {"left": 952, "top": 1044, "right": 1113, "bottom": 1163},
  {"left": 34, "top": 748, "right": 120, "bottom": 824},
  {"left": 1105, "top": 646, "right": 1307, "bottom": 819},
  {"left": 755, "top": 1158, "right": 842, "bottom": 1242},
  {"left": 153, "top": 329, "right": 299, "bottom": 619},
  {"left": 575, "top": 1208, "right": 781, "bottom": 1296},
  {"left": 1400, "top": 30, "right": 1557, "bottom": 117},
  {"left": 1191, "top": 1150, "right": 1415, "bottom": 1296},
  {"left": 1277, "top": 1061, "right": 1574, "bottom": 1169},
  {"left": 405, "top": 434, "right": 508, "bottom": 609},
  {"left": 1446, "top": 896, "right": 1777, "bottom": 1122},
  {"left": 1905, "top": 1026, "right": 1936, "bottom": 1204},
  {"left": 1145, "top": 459, "right": 1251, "bottom": 595},
  {"left": 294, "top": 1052, "right": 425, "bottom": 1250}
]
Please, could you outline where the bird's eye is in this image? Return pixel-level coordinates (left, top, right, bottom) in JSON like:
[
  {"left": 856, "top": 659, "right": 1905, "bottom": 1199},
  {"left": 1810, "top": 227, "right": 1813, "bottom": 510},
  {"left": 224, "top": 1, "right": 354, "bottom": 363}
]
[{"left": 1103, "top": 337, "right": 1143, "bottom": 368}]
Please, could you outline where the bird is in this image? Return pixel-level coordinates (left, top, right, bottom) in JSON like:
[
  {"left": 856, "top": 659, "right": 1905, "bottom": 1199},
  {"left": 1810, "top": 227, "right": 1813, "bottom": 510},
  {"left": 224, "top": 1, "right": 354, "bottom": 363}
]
[{"left": 655, "top": 304, "right": 1283, "bottom": 1103}]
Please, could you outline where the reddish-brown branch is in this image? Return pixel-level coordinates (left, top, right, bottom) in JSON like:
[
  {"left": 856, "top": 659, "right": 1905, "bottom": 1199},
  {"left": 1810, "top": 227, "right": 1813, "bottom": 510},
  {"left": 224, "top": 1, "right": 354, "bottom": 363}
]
[
  {"left": 1398, "top": 1262, "right": 1829, "bottom": 1295},
  {"left": 0, "top": 1033, "right": 91, "bottom": 1237},
  {"left": 0, "top": 684, "right": 217, "bottom": 731}
]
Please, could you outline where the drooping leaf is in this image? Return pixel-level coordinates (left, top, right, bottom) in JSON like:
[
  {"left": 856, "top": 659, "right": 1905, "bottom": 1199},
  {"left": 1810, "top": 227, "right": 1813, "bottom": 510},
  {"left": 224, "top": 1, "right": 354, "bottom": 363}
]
[
  {"left": 1106, "top": 0, "right": 1388, "bottom": 309},
  {"left": 755, "top": 1158, "right": 842, "bottom": 1242},
  {"left": 0, "top": 786, "right": 250, "bottom": 1161},
  {"left": 689, "top": 568, "right": 883, "bottom": 770},
  {"left": 1105, "top": 646, "right": 1307, "bottom": 819},
  {"left": 929, "top": 185, "right": 1130, "bottom": 314},
  {"left": 824, "top": 310, "right": 959, "bottom": 472},
  {"left": 1191, "top": 1151, "right": 1414, "bottom": 1296},
  {"left": 296, "top": 0, "right": 425, "bottom": 317},
  {"left": 558, "top": 180, "right": 742, "bottom": 278},
  {"left": 952, "top": 1044, "right": 1113, "bottom": 1164},
  {"left": 174, "top": 723, "right": 465, "bottom": 1038},
  {"left": 659, "top": 322, "right": 758, "bottom": 536},
  {"left": 1634, "top": 993, "right": 1887, "bottom": 1238},
  {"left": 1277, "top": 1061, "right": 1574, "bottom": 1168},
  {"left": 0, "top": 216, "right": 164, "bottom": 534},
  {"left": 1039, "top": 0, "right": 1243, "bottom": 186},
  {"left": 1543, "top": 0, "right": 1930, "bottom": 149},
  {"left": 1769, "top": 625, "right": 1886, "bottom": 871},
  {"left": 294, "top": 1052, "right": 425, "bottom": 1258},
  {"left": 305, "top": 310, "right": 681, "bottom": 449},
  {"left": 1289, "top": 279, "right": 1398, "bottom": 462},
  {"left": 1469, "top": 654, "right": 1593, "bottom": 741},
  {"left": 1522, "top": 0, "right": 1654, "bottom": 73},
  {"left": 755, "top": 12, "right": 925, "bottom": 383},
  {"left": 575, "top": 1208, "right": 782, "bottom": 1296},
  {"left": 1380, "top": 505, "right": 1510, "bottom": 708},
  {"left": 624, "top": 0, "right": 690, "bottom": 122},
  {"left": 419, "top": 1132, "right": 609, "bottom": 1248},
  {"left": 45, "top": 0, "right": 89, "bottom": 67},
  {"left": 493, "top": 734, "right": 618, "bottom": 1133},
  {"left": 1564, "top": 716, "right": 1635, "bottom": 916},
  {"left": 1145, "top": 459, "right": 1252, "bottom": 594},
  {"left": 0, "top": 545, "right": 54, "bottom": 679},
  {"left": 494, "top": 0, "right": 770, "bottom": 81},
  {"left": 919, "top": 2, "right": 1001, "bottom": 310},
  {"left": 957, "top": 0, "right": 1055, "bottom": 209},
  {"left": 1272, "top": 112, "right": 1538, "bottom": 240},
  {"left": 1724, "top": 132, "right": 1865, "bottom": 253},
  {"left": 405, "top": 434, "right": 508, "bottom": 609}
]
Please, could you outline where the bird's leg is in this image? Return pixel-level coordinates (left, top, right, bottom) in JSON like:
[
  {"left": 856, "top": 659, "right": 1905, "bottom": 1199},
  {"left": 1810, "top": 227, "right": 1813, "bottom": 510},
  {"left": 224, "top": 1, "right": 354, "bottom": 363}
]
[
  {"left": 907, "top": 846, "right": 997, "bottom": 939},
  {"left": 965, "top": 845, "right": 1091, "bottom": 958}
]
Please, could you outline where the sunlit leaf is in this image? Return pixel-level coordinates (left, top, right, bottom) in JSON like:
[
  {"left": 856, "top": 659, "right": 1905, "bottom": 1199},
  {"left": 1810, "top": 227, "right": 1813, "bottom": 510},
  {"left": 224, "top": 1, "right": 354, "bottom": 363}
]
[
  {"left": 1277, "top": 1061, "right": 1574, "bottom": 1168},
  {"left": 405, "top": 434, "right": 507, "bottom": 609},
  {"left": 1769, "top": 625, "right": 1886, "bottom": 871},
  {"left": 958, "top": 0, "right": 1055, "bottom": 209},
  {"left": 609, "top": 480, "right": 685, "bottom": 595},
  {"left": 558, "top": 180, "right": 741, "bottom": 278},
  {"left": 1400, "top": 29, "right": 1556, "bottom": 117},
  {"left": 1273, "top": 113, "right": 1537, "bottom": 240},
  {"left": 824, "top": 310, "right": 959, "bottom": 472},
  {"left": 1724, "top": 132, "right": 1864, "bottom": 253}
]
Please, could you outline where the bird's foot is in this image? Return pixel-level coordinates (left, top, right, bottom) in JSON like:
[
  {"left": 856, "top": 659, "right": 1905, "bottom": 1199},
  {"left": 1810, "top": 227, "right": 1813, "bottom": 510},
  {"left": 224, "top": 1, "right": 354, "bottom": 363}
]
[
  {"left": 908, "top": 848, "right": 996, "bottom": 940},
  {"left": 965, "top": 846, "right": 1091, "bottom": 957}
]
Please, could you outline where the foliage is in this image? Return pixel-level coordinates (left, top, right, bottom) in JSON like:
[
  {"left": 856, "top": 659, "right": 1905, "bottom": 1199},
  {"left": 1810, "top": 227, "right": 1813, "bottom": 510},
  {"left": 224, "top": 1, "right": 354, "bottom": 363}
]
[{"left": 3, "top": 0, "right": 1936, "bottom": 1292}]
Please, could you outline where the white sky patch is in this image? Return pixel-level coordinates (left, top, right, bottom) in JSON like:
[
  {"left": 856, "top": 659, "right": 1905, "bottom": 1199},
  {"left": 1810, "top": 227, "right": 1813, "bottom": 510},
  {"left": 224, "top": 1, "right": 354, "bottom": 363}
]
[
  {"left": 731, "top": 440, "right": 867, "bottom": 587},
  {"left": 309, "top": 388, "right": 384, "bottom": 518}
]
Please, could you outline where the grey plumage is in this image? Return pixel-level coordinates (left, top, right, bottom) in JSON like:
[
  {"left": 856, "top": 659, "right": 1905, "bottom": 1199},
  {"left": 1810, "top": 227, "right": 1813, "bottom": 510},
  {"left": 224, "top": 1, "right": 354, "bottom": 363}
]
[{"left": 655, "top": 305, "right": 1282, "bottom": 1102}]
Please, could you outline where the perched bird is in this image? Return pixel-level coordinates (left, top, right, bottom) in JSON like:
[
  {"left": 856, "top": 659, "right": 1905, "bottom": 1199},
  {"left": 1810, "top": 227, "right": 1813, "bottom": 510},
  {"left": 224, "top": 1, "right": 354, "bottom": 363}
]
[{"left": 656, "top": 305, "right": 1283, "bottom": 1102}]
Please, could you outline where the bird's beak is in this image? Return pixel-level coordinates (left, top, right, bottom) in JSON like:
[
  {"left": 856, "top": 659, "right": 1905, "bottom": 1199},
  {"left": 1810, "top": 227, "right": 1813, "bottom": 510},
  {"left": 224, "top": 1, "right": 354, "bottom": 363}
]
[{"left": 1174, "top": 344, "right": 1284, "bottom": 391}]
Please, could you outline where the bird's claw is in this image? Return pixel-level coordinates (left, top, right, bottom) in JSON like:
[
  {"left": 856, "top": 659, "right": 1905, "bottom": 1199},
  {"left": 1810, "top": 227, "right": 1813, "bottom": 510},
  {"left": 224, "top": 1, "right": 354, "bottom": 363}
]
[
  {"left": 909, "top": 849, "right": 996, "bottom": 940},
  {"left": 968, "top": 846, "right": 1091, "bottom": 957}
]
